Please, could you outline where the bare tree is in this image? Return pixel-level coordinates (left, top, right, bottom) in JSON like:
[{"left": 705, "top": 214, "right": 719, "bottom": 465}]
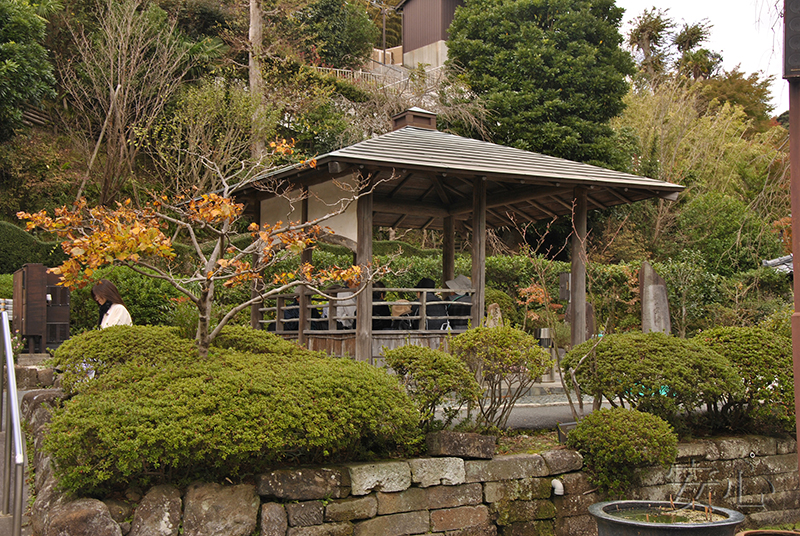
[{"left": 57, "top": 0, "right": 219, "bottom": 203}]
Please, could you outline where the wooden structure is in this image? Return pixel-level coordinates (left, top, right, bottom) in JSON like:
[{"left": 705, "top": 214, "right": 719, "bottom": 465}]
[
  {"left": 233, "top": 108, "right": 684, "bottom": 362},
  {"left": 12, "top": 264, "right": 70, "bottom": 353}
]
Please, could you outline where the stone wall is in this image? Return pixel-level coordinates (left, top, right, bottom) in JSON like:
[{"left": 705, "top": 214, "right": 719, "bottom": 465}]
[{"left": 21, "top": 390, "right": 800, "bottom": 536}]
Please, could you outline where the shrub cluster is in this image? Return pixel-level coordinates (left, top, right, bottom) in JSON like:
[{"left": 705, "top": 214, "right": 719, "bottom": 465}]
[
  {"left": 696, "top": 326, "right": 794, "bottom": 434},
  {"left": 562, "top": 331, "right": 741, "bottom": 429},
  {"left": 382, "top": 345, "right": 480, "bottom": 431},
  {"left": 45, "top": 326, "right": 422, "bottom": 496},
  {"left": 567, "top": 407, "right": 677, "bottom": 496}
]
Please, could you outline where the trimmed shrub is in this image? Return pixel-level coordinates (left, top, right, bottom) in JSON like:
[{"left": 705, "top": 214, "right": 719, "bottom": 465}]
[
  {"left": 696, "top": 326, "right": 794, "bottom": 434},
  {"left": 567, "top": 407, "right": 677, "bottom": 496},
  {"left": 450, "top": 326, "right": 552, "bottom": 429},
  {"left": 382, "top": 345, "right": 480, "bottom": 431},
  {"left": 212, "top": 324, "right": 327, "bottom": 359},
  {"left": 50, "top": 325, "right": 194, "bottom": 396},
  {"left": 561, "top": 331, "right": 741, "bottom": 428},
  {"left": 0, "top": 221, "right": 67, "bottom": 274},
  {"left": 45, "top": 326, "right": 422, "bottom": 496}
]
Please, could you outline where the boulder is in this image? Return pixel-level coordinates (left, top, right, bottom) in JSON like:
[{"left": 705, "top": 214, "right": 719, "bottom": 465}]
[
  {"left": 182, "top": 482, "right": 260, "bottom": 536},
  {"left": 129, "top": 484, "right": 182, "bottom": 536}
]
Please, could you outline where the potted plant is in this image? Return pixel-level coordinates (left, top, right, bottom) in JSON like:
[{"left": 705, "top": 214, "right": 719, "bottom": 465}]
[{"left": 590, "top": 500, "right": 745, "bottom": 536}]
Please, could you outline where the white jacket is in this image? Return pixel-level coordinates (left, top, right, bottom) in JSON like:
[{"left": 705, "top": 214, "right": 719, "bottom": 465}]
[{"left": 101, "top": 303, "right": 133, "bottom": 328}]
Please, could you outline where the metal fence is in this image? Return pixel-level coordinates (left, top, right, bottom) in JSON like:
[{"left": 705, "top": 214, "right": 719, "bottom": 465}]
[{"left": 1, "top": 310, "right": 25, "bottom": 536}]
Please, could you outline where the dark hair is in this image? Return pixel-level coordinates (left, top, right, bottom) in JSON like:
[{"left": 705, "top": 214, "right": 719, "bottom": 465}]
[
  {"left": 373, "top": 280, "right": 386, "bottom": 300},
  {"left": 416, "top": 277, "right": 435, "bottom": 289},
  {"left": 91, "top": 279, "right": 126, "bottom": 306}
]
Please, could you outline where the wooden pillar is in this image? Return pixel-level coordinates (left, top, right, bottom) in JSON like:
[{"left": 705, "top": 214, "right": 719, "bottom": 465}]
[
  {"left": 298, "top": 194, "right": 310, "bottom": 345},
  {"left": 355, "top": 189, "right": 373, "bottom": 363},
  {"left": 471, "top": 178, "right": 486, "bottom": 328},
  {"left": 788, "top": 77, "right": 800, "bottom": 479},
  {"left": 250, "top": 200, "right": 263, "bottom": 329},
  {"left": 570, "top": 187, "right": 588, "bottom": 347},
  {"left": 443, "top": 216, "right": 455, "bottom": 287}
]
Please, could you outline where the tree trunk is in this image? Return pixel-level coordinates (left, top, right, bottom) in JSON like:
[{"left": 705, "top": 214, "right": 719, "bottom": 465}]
[{"left": 249, "top": 0, "right": 265, "bottom": 158}]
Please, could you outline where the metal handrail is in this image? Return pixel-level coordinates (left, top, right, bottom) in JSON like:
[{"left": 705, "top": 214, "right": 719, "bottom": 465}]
[{"left": 1, "top": 310, "right": 24, "bottom": 536}]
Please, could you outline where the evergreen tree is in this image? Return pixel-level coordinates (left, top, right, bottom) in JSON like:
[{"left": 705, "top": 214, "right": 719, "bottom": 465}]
[{"left": 447, "top": 0, "right": 635, "bottom": 166}]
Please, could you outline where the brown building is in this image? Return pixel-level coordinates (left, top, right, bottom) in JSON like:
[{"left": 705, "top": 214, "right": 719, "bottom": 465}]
[{"left": 396, "top": 0, "right": 464, "bottom": 68}]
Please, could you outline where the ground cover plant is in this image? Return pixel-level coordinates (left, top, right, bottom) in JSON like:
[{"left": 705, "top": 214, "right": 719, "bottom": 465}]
[{"left": 44, "top": 326, "right": 422, "bottom": 497}]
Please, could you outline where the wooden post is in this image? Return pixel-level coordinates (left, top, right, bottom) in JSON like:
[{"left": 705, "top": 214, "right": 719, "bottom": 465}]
[
  {"left": 298, "top": 195, "right": 310, "bottom": 345},
  {"left": 443, "top": 216, "right": 455, "bottom": 286},
  {"left": 570, "top": 187, "right": 588, "bottom": 347},
  {"left": 471, "top": 178, "right": 486, "bottom": 328},
  {"left": 355, "top": 188, "right": 373, "bottom": 363},
  {"left": 788, "top": 77, "right": 800, "bottom": 480}
]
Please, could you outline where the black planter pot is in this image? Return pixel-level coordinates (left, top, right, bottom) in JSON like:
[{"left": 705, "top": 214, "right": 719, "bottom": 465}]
[{"left": 589, "top": 501, "right": 745, "bottom": 536}]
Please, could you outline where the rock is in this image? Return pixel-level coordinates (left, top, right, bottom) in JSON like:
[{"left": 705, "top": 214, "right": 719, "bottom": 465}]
[
  {"left": 540, "top": 449, "right": 582, "bottom": 475},
  {"left": 286, "top": 501, "right": 324, "bottom": 527},
  {"left": 258, "top": 468, "right": 350, "bottom": 500},
  {"left": 408, "top": 457, "right": 465, "bottom": 487},
  {"left": 325, "top": 496, "right": 378, "bottom": 522},
  {"left": 130, "top": 484, "right": 182, "bottom": 536},
  {"left": 426, "top": 431, "right": 496, "bottom": 460},
  {"left": 261, "top": 503, "right": 288, "bottom": 536},
  {"left": 182, "top": 482, "right": 260, "bottom": 536},
  {"left": 347, "top": 461, "right": 412, "bottom": 496},
  {"left": 103, "top": 498, "right": 134, "bottom": 523},
  {"left": 45, "top": 498, "right": 122, "bottom": 536}
]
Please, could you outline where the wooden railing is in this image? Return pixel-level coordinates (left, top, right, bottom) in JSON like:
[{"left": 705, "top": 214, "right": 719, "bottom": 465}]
[{"left": 259, "top": 286, "right": 474, "bottom": 334}]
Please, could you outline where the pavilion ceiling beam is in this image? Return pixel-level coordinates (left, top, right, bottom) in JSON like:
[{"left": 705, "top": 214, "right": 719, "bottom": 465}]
[
  {"left": 373, "top": 198, "right": 449, "bottom": 218},
  {"left": 488, "top": 208, "right": 515, "bottom": 227},
  {"left": 431, "top": 176, "right": 451, "bottom": 205},
  {"left": 392, "top": 213, "right": 408, "bottom": 227},
  {"left": 526, "top": 199, "right": 558, "bottom": 219},
  {"left": 449, "top": 185, "right": 572, "bottom": 215},
  {"left": 389, "top": 172, "right": 414, "bottom": 198},
  {"left": 609, "top": 188, "right": 633, "bottom": 204},
  {"left": 422, "top": 217, "right": 435, "bottom": 230}
]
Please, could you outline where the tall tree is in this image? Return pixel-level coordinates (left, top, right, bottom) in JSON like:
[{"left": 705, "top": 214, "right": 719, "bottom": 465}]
[
  {"left": 0, "top": 0, "right": 56, "bottom": 141},
  {"left": 627, "top": 7, "right": 674, "bottom": 79},
  {"left": 447, "top": 0, "right": 635, "bottom": 166}
]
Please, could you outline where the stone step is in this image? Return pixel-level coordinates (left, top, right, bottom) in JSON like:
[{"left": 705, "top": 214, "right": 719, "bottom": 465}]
[{"left": 17, "top": 353, "right": 50, "bottom": 367}]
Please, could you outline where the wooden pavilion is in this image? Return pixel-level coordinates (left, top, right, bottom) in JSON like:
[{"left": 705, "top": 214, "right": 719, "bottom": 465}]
[{"left": 233, "top": 108, "right": 684, "bottom": 363}]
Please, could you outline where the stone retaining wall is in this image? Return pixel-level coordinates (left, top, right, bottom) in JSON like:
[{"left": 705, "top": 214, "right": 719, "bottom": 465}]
[{"left": 21, "top": 390, "right": 800, "bottom": 536}]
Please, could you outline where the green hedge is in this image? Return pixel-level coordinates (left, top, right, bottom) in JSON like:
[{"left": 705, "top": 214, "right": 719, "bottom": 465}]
[
  {"left": 0, "top": 274, "right": 11, "bottom": 299},
  {"left": 45, "top": 325, "right": 422, "bottom": 496},
  {"left": 696, "top": 326, "right": 794, "bottom": 434},
  {"left": 562, "top": 331, "right": 740, "bottom": 428},
  {"left": 0, "top": 221, "right": 67, "bottom": 274}
]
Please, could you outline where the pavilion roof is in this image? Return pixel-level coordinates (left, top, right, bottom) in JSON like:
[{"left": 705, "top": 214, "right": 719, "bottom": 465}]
[{"left": 234, "top": 125, "right": 684, "bottom": 231}]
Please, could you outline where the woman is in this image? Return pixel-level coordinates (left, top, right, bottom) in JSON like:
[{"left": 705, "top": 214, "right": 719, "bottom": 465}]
[{"left": 91, "top": 279, "right": 132, "bottom": 328}]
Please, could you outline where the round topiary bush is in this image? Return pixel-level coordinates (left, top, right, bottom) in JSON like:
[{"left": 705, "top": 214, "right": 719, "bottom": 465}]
[
  {"left": 45, "top": 326, "right": 422, "bottom": 496},
  {"left": 383, "top": 344, "right": 480, "bottom": 431},
  {"left": 696, "top": 326, "right": 794, "bottom": 434},
  {"left": 567, "top": 407, "right": 678, "bottom": 496},
  {"left": 561, "top": 331, "right": 741, "bottom": 428}
]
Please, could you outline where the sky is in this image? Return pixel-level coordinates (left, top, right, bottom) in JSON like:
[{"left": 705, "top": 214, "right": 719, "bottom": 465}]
[{"left": 614, "top": 0, "right": 789, "bottom": 114}]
